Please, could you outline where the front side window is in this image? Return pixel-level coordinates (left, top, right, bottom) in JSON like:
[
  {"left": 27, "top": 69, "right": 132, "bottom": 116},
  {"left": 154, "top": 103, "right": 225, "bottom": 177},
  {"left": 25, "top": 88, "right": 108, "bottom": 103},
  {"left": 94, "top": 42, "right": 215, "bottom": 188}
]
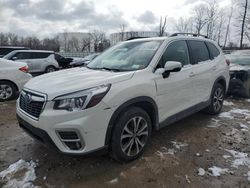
[
  {"left": 188, "top": 41, "right": 210, "bottom": 64},
  {"left": 31, "top": 52, "right": 51, "bottom": 59},
  {"left": 14, "top": 52, "right": 31, "bottom": 60},
  {"left": 157, "top": 40, "right": 190, "bottom": 68},
  {"left": 87, "top": 40, "right": 163, "bottom": 71}
]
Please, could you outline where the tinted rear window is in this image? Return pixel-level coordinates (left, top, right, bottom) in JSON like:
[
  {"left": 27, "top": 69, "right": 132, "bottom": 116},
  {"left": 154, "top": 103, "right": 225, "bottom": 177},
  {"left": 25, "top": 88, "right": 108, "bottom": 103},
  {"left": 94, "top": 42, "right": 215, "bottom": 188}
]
[
  {"left": 206, "top": 42, "right": 220, "bottom": 59},
  {"left": 188, "top": 41, "right": 210, "bottom": 64}
]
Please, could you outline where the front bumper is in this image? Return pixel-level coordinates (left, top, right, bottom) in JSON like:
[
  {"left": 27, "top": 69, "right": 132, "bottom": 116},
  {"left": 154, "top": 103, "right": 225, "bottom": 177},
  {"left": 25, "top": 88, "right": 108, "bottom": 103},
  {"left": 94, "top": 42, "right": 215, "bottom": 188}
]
[{"left": 16, "top": 98, "right": 114, "bottom": 155}]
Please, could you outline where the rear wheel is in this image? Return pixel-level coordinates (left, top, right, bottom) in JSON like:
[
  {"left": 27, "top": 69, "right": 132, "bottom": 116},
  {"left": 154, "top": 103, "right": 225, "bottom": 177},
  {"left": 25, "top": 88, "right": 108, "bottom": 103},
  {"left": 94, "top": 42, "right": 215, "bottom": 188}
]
[
  {"left": 45, "top": 66, "right": 56, "bottom": 73},
  {"left": 205, "top": 83, "right": 225, "bottom": 115},
  {"left": 0, "top": 81, "right": 17, "bottom": 102},
  {"left": 110, "top": 107, "right": 152, "bottom": 162}
]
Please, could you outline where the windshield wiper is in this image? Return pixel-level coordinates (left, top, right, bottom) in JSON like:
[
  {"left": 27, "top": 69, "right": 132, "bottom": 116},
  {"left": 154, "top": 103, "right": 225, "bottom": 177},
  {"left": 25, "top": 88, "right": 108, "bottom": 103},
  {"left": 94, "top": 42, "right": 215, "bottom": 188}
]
[{"left": 100, "top": 67, "right": 121, "bottom": 72}]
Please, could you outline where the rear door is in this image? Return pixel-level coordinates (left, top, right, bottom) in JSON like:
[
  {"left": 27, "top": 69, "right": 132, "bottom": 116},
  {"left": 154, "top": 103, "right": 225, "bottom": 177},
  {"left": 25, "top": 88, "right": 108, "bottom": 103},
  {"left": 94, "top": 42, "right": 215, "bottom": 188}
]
[
  {"left": 187, "top": 40, "right": 215, "bottom": 103},
  {"left": 30, "top": 52, "right": 52, "bottom": 72}
]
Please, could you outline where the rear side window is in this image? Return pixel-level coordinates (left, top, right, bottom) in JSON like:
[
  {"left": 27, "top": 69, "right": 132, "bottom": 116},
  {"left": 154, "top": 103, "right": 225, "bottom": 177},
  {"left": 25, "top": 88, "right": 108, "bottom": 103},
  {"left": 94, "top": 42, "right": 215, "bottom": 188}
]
[
  {"left": 31, "top": 52, "right": 52, "bottom": 59},
  {"left": 188, "top": 41, "right": 210, "bottom": 64},
  {"left": 14, "top": 52, "right": 31, "bottom": 60},
  {"left": 157, "top": 40, "right": 190, "bottom": 68},
  {"left": 206, "top": 42, "right": 220, "bottom": 59}
]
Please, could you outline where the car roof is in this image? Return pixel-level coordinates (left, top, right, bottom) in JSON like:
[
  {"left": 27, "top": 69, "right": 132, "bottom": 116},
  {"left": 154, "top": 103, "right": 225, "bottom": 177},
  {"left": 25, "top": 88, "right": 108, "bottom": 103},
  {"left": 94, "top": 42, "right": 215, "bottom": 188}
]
[
  {"left": 123, "top": 36, "right": 217, "bottom": 44},
  {"left": 10, "top": 50, "right": 54, "bottom": 53}
]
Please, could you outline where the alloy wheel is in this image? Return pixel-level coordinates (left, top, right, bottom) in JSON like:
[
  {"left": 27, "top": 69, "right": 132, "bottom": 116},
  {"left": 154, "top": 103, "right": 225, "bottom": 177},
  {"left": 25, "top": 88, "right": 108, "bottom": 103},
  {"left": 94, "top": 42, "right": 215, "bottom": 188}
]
[
  {"left": 120, "top": 116, "right": 149, "bottom": 157},
  {"left": 0, "top": 84, "right": 13, "bottom": 100},
  {"left": 213, "top": 87, "right": 224, "bottom": 112}
]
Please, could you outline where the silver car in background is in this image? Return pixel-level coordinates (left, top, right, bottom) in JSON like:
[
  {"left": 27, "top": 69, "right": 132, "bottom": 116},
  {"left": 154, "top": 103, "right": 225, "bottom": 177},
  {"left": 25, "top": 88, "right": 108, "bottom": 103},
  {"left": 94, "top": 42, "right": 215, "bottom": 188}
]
[{"left": 3, "top": 50, "right": 59, "bottom": 74}]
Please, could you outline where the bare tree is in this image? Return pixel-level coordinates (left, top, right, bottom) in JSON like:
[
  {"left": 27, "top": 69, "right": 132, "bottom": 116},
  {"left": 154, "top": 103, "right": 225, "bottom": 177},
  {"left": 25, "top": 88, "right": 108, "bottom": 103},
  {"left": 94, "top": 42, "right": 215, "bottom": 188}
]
[
  {"left": 223, "top": 5, "right": 233, "bottom": 48},
  {"left": 192, "top": 4, "right": 208, "bottom": 35},
  {"left": 159, "top": 16, "right": 167, "bottom": 36},
  {"left": 206, "top": 0, "right": 219, "bottom": 39},
  {"left": 239, "top": 0, "right": 248, "bottom": 48},
  {"left": 91, "top": 30, "right": 110, "bottom": 52},
  {"left": 175, "top": 17, "right": 191, "bottom": 33}
]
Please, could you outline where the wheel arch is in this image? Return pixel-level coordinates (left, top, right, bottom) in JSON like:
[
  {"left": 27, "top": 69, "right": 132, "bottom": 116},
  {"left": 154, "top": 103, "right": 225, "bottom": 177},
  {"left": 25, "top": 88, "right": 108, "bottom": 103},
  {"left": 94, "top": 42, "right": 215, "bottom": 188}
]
[
  {"left": 213, "top": 76, "right": 227, "bottom": 93},
  {"left": 105, "top": 96, "right": 159, "bottom": 146},
  {"left": 0, "top": 79, "right": 19, "bottom": 92}
]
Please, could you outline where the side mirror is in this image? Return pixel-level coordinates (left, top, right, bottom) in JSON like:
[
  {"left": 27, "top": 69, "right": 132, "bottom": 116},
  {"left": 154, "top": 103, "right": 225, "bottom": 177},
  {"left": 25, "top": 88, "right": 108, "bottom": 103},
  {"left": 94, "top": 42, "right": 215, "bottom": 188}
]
[
  {"left": 164, "top": 61, "right": 182, "bottom": 72},
  {"left": 11, "top": 57, "right": 18, "bottom": 60},
  {"left": 162, "top": 61, "right": 182, "bottom": 78}
]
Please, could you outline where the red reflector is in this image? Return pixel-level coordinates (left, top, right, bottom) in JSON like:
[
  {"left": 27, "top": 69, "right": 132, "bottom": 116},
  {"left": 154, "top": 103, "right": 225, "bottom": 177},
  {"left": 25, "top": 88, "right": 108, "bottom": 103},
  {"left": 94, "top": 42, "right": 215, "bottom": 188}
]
[
  {"left": 19, "top": 66, "right": 29, "bottom": 73},
  {"left": 225, "top": 59, "right": 230, "bottom": 66}
]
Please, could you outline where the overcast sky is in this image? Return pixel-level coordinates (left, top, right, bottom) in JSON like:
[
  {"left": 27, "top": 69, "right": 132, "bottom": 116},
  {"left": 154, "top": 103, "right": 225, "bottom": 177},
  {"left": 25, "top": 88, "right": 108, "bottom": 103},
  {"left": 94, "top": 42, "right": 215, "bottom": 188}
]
[{"left": 0, "top": 0, "right": 231, "bottom": 38}]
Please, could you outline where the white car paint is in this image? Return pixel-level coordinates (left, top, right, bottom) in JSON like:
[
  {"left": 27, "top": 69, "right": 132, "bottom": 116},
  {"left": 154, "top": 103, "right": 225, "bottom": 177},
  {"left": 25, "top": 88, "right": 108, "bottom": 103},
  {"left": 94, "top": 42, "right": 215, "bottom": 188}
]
[
  {"left": 16, "top": 36, "right": 230, "bottom": 156},
  {"left": 0, "top": 58, "right": 32, "bottom": 93}
]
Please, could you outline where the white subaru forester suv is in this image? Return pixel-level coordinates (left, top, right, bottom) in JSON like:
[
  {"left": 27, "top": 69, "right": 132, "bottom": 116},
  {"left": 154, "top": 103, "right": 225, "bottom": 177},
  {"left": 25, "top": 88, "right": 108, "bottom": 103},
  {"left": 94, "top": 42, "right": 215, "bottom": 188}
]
[{"left": 16, "top": 34, "right": 230, "bottom": 162}]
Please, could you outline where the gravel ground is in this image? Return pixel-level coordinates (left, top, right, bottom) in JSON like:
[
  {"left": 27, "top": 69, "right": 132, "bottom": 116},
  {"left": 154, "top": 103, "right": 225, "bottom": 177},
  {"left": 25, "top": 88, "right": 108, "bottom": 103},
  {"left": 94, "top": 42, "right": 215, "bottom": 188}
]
[{"left": 0, "top": 98, "right": 250, "bottom": 188}]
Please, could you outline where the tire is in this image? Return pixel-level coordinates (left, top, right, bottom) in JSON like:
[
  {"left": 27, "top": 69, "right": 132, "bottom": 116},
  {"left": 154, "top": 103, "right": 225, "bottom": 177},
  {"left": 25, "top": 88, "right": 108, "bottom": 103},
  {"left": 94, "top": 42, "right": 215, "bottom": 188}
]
[
  {"left": 0, "top": 81, "right": 17, "bottom": 102},
  {"left": 205, "top": 83, "right": 225, "bottom": 115},
  {"left": 45, "top": 66, "right": 56, "bottom": 73},
  {"left": 110, "top": 107, "right": 152, "bottom": 162}
]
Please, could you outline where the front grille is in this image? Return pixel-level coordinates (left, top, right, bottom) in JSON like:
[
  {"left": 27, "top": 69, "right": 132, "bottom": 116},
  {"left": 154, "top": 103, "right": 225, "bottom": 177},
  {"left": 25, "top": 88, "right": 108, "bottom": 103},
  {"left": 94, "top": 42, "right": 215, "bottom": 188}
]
[{"left": 19, "top": 91, "right": 45, "bottom": 119}]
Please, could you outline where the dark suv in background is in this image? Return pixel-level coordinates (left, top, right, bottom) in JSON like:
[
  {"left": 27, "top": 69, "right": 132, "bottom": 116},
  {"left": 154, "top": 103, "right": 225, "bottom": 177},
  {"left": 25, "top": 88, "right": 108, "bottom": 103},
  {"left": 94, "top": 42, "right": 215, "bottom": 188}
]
[{"left": 0, "top": 46, "right": 30, "bottom": 58}]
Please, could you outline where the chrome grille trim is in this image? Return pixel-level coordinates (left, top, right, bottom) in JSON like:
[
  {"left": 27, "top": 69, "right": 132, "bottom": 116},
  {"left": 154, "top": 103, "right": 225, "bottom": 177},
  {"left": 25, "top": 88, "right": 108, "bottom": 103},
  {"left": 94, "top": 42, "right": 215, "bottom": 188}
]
[{"left": 19, "top": 90, "right": 47, "bottom": 120}]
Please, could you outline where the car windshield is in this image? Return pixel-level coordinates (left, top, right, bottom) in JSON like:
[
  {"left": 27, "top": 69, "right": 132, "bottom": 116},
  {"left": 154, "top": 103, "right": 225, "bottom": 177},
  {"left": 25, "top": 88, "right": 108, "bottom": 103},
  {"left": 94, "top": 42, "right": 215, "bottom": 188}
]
[
  {"left": 2, "top": 51, "right": 16, "bottom": 59},
  {"left": 83, "top": 54, "right": 99, "bottom": 61},
  {"left": 87, "top": 40, "right": 163, "bottom": 72}
]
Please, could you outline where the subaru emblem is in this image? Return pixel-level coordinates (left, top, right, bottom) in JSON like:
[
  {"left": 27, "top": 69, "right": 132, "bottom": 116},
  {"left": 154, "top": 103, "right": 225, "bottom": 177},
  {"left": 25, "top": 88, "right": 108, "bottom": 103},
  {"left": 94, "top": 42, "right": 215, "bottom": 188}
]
[{"left": 25, "top": 93, "right": 32, "bottom": 104}]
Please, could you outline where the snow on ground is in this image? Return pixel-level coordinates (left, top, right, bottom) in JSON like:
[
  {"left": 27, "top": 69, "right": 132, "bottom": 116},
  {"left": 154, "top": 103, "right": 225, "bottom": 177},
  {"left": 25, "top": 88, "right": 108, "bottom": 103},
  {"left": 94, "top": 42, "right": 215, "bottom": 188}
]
[
  {"left": 208, "top": 166, "right": 229, "bottom": 177},
  {"left": 248, "top": 171, "right": 250, "bottom": 182},
  {"left": 108, "top": 178, "right": 118, "bottom": 184},
  {"left": 223, "top": 101, "right": 235, "bottom": 106},
  {"left": 219, "top": 108, "right": 250, "bottom": 119},
  {"left": 197, "top": 168, "right": 206, "bottom": 176},
  {"left": 207, "top": 118, "right": 221, "bottom": 128},
  {"left": 156, "top": 141, "right": 188, "bottom": 157},
  {"left": 0, "top": 159, "right": 38, "bottom": 188},
  {"left": 225, "top": 149, "right": 250, "bottom": 169}
]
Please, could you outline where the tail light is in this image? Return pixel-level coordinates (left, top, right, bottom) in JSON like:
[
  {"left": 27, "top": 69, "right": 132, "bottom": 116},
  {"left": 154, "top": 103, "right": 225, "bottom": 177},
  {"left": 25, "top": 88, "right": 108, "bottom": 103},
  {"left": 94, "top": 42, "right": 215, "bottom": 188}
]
[
  {"left": 19, "top": 66, "right": 29, "bottom": 73},
  {"left": 225, "top": 59, "right": 230, "bottom": 66}
]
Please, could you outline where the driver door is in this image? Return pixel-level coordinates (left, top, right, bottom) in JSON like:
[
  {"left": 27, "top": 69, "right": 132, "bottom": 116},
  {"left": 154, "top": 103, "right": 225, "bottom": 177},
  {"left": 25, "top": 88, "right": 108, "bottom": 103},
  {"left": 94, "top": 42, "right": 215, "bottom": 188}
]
[{"left": 154, "top": 40, "right": 197, "bottom": 123}]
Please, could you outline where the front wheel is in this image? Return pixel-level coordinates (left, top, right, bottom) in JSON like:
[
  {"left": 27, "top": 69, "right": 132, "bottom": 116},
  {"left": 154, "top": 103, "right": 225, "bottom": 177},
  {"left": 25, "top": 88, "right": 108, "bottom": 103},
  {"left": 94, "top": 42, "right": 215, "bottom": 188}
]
[
  {"left": 110, "top": 107, "right": 152, "bottom": 162},
  {"left": 205, "top": 83, "right": 225, "bottom": 115}
]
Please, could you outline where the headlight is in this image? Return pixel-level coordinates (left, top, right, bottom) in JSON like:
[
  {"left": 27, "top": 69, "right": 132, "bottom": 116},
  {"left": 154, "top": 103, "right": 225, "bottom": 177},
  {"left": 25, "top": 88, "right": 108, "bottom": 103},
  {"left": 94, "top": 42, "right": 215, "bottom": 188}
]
[{"left": 53, "top": 84, "right": 111, "bottom": 111}]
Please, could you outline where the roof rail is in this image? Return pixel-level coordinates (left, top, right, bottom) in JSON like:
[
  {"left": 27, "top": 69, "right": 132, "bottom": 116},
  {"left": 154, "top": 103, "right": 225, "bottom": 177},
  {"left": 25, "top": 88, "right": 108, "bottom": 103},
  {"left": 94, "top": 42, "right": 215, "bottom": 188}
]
[
  {"left": 170, "top": 33, "right": 208, "bottom": 38},
  {"left": 126, "top": 37, "right": 149, "bottom": 41}
]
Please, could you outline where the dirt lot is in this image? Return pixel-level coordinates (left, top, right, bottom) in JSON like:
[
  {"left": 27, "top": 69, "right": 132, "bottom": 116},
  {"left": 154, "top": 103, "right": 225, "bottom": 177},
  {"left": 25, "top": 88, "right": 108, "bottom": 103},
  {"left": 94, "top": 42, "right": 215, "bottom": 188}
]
[{"left": 0, "top": 99, "right": 250, "bottom": 188}]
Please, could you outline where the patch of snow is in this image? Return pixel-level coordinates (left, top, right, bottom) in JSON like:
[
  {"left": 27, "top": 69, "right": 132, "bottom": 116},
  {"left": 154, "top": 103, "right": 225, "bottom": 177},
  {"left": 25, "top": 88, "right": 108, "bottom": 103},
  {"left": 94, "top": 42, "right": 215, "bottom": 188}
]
[
  {"left": 109, "top": 178, "right": 118, "bottom": 184},
  {"left": 171, "top": 141, "right": 188, "bottom": 149},
  {"left": 208, "top": 166, "right": 229, "bottom": 177},
  {"left": 225, "top": 149, "right": 250, "bottom": 168},
  {"left": 207, "top": 119, "right": 221, "bottom": 128},
  {"left": 198, "top": 168, "right": 205, "bottom": 176},
  {"left": 156, "top": 142, "right": 188, "bottom": 157},
  {"left": 239, "top": 123, "right": 249, "bottom": 132},
  {"left": 0, "top": 159, "right": 38, "bottom": 188},
  {"left": 205, "top": 149, "right": 210, "bottom": 152},
  {"left": 219, "top": 108, "right": 250, "bottom": 119},
  {"left": 218, "top": 112, "right": 234, "bottom": 119},
  {"left": 223, "top": 155, "right": 231, "bottom": 159},
  {"left": 223, "top": 101, "right": 235, "bottom": 106}
]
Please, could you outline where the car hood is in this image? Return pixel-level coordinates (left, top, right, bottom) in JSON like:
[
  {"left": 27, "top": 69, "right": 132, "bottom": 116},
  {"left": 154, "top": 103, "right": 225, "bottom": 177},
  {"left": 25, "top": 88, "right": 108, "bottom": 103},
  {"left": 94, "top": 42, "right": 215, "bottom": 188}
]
[
  {"left": 24, "top": 67, "right": 135, "bottom": 100},
  {"left": 230, "top": 63, "right": 250, "bottom": 71}
]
